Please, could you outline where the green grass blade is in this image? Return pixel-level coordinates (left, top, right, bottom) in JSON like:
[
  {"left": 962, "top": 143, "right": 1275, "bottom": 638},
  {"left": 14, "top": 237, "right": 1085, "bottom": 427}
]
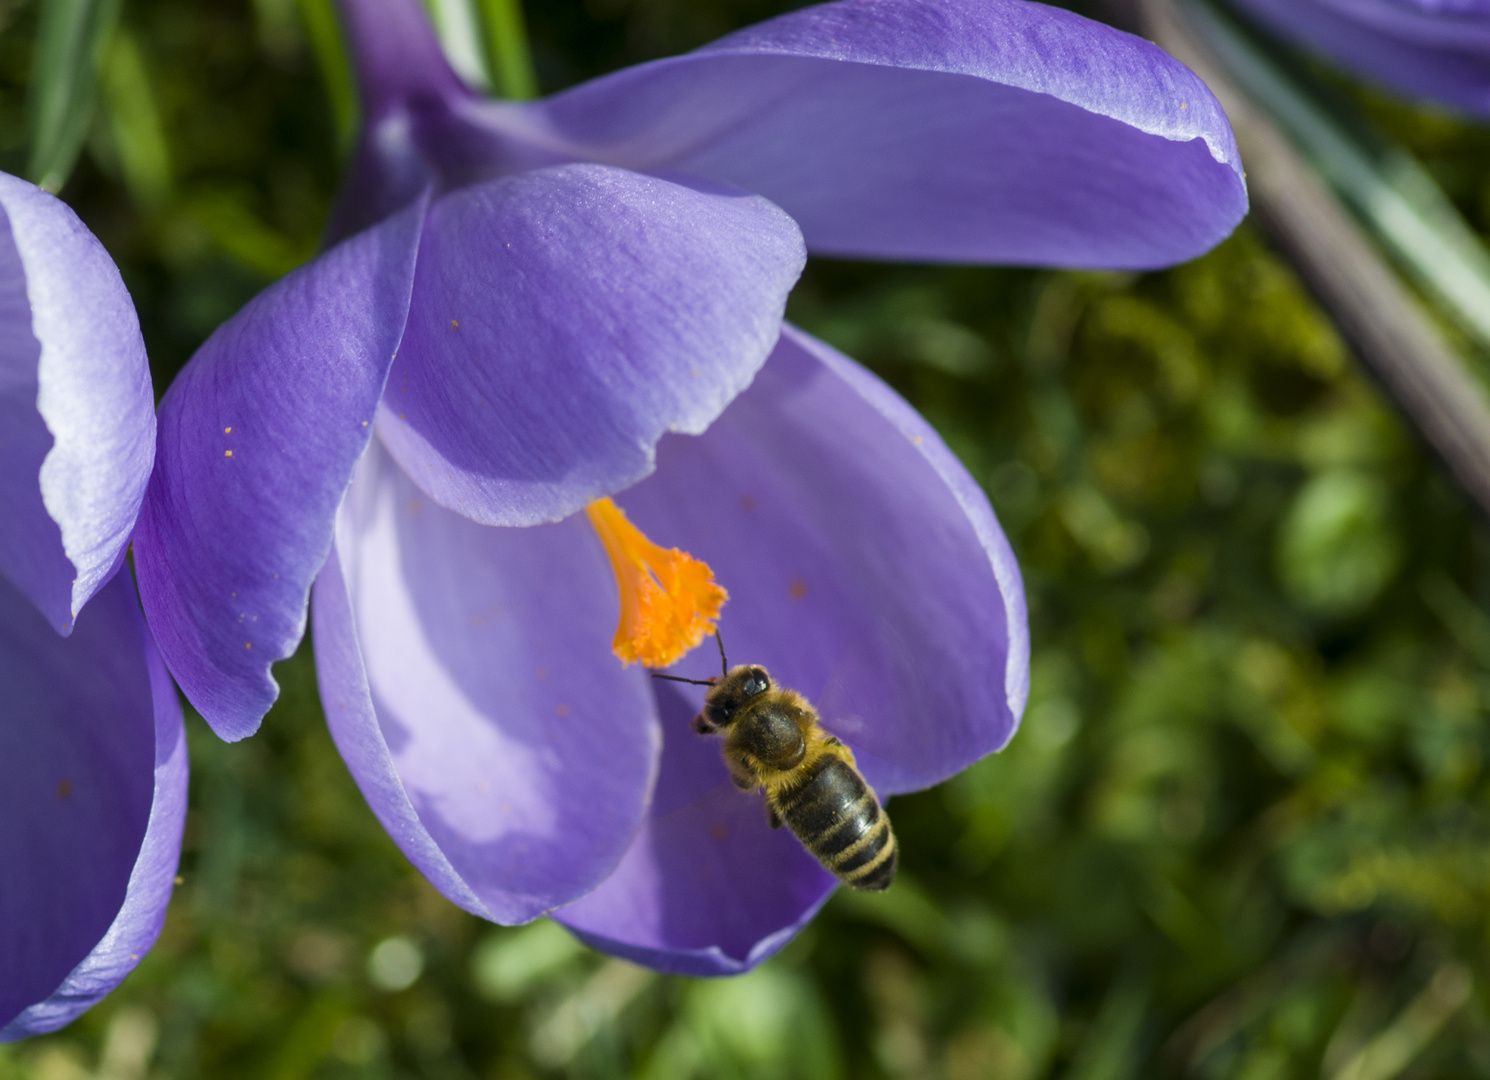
[
  {"left": 26, "top": 0, "right": 121, "bottom": 191},
  {"left": 98, "top": 27, "right": 169, "bottom": 209},
  {"left": 297, "top": 0, "right": 358, "bottom": 155},
  {"left": 476, "top": 0, "right": 535, "bottom": 99}
]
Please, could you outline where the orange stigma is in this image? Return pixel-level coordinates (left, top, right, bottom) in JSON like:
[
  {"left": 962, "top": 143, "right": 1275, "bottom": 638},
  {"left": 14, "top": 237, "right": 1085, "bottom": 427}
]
[{"left": 585, "top": 496, "right": 728, "bottom": 668}]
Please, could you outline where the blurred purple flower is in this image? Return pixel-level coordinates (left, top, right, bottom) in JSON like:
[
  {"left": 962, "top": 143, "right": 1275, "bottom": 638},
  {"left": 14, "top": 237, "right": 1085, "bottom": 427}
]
[
  {"left": 132, "top": 0, "right": 1246, "bottom": 973},
  {"left": 1231, "top": 0, "right": 1490, "bottom": 115},
  {"left": 0, "top": 173, "right": 186, "bottom": 1036}
]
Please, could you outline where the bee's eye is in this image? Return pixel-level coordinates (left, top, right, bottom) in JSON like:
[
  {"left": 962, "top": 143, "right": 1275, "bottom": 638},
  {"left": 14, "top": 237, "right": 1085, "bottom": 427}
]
[{"left": 743, "top": 674, "right": 768, "bottom": 697}]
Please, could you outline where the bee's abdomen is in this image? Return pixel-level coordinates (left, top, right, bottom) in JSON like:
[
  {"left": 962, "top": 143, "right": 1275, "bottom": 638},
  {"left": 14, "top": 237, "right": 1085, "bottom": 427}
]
[{"left": 776, "top": 757, "right": 897, "bottom": 892}]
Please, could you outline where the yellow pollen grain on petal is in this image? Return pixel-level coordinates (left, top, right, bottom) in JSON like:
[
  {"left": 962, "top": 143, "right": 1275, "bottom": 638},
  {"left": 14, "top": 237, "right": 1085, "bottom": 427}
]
[{"left": 585, "top": 496, "right": 727, "bottom": 668}]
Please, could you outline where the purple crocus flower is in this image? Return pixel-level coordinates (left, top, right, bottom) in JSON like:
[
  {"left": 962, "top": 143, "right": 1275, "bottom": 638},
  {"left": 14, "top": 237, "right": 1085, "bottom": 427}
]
[
  {"left": 133, "top": 0, "right": 1246, "bottom": 973},
  {"left": 0, "top": 173, "right": 186, "bottom": 1035},
  {"left": 1230, "top": 0, "right": 1490, "bottom": 115}
]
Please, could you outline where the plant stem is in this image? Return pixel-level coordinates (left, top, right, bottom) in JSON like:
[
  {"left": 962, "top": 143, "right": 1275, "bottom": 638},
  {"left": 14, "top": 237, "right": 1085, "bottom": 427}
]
[{"left": 477, "top": 0, "right": 537, "bottom": 99}]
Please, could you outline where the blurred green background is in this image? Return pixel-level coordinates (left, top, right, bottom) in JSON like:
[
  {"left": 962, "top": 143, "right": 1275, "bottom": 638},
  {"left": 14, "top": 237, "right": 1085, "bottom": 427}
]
[{"left": 8, "top": 0, "right": 1490, "bottom": 1076}]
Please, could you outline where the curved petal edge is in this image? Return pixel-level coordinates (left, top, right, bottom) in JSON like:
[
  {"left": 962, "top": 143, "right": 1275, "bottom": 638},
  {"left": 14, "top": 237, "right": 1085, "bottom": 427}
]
[
  {"left": 134, "top": 196, "right": 426, "bottom": 741},
  {"left": 0, "top": 571, "right": 186, "bottom": 1039},
  {"left": 0, "top": 173, "right": 153, "bottom": 635},
  {"left": 531, "top": 0, "right": 1248, "bottom": 266},
  {"left": 784, "top": 323, "right": 1031, "bottom": 735}
]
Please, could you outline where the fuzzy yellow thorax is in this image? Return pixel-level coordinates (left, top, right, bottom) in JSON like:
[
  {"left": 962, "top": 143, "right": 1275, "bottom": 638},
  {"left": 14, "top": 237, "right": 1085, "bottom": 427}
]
[
  {"left": 585, "top": 496, "right": 727, "bottom": 668},
  {"left": 755, "top": 701, "right": 857, "bottom": 800}
]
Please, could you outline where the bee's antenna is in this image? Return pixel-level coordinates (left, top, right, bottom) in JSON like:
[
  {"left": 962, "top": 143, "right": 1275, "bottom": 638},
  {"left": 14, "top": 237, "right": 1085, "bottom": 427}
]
[
  {"left": 715, "top": 631, "right": 728, "bottom": 678},
  {"left": 650, "top": 672, "right": 716, "bottom": 687}
]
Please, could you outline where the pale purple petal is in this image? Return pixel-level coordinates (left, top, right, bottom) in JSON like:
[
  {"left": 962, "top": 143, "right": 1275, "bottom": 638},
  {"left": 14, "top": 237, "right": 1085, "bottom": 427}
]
[
  {"left": 312, "top": 441, "right": 661, "bottom": 923},
  {"left": 556, "top": 681, "right": 835, "bottom": 977},
  {"left": 0, "top": 569, "right": 186, "bottom": 1038},
  {"left": 375, "top": 164, "right": 805, "bottom": 526},
  {"left": 521, "top": 0, "right": 1247, "bottom": 267},
  {"left": 133, "top": 198, "right": 425, "bottom": 742},
  {"left": 1232, "top": 0, "right": 1490, "bottom": 114},
  {"left": 0, "top": 173, "right": 153, "bottom": 635},
  {"left": 622, "top": 324, "right": 1025, "bottom": 795},
  {"left": 555, "top": 325, "right": 1026, "bottom": 972}
]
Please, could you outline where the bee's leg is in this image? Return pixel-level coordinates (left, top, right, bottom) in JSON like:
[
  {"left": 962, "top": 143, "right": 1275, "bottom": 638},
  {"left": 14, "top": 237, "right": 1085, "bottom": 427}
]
[
  {"left": 729, "top": 765, "right": 756, "bottom": 791},
  {"left": 765, "top": 801, "right": 782, "bottom": 830}
]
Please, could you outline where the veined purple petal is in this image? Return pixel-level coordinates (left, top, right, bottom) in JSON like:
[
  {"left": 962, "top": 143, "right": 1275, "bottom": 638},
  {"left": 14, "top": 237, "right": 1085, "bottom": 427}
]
[
  {"left": 0, "top": 173, "right": 153, "bottom": 635},
  {"left": 312, "top": 441, "right": 661, "bottom": 923},
  {"left": 375, "top": 164, "right": 805, "bottom": 527},
  {"left": 556, "top": 681, "right": 836, "bottom": 977},
  {"left": 134, "top": 197, "right": 425, "bottom": 742},
  {"left": 555, "top": 325, "right": 1027, "bottom": 972},
  {"left": 0, "top": 569, "right": 186, "bottom": 1038},
  {"left": 523, "top": 0, "right": 1247, "bottom": 267},
  {"left": 1233, "top": 0, "right": 1490, "bottom": 114}
]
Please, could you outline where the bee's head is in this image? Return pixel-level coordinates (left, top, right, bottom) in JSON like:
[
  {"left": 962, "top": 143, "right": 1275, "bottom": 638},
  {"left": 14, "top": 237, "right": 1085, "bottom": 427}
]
[{"left": 700, "top": 665, "right": 771, "bottom": 728}]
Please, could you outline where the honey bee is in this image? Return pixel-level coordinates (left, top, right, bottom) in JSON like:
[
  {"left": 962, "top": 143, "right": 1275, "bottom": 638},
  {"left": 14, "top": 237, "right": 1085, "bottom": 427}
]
[{"left": 655, "top": 637, "right": 897, "bottom": 892}]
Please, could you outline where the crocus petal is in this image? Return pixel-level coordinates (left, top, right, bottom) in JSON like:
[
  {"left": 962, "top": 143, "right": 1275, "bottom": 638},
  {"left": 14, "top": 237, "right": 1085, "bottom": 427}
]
[
  {"left": 556, "top": 681, "right": 835, "bottom": 977},
  {"left": 523, "top": 0, "right": 1246, "bottom": 267},
  {"left": 374, "top": 163, "right": 805, "bottom": 526},
  {"left": 621, "top": 323, "right": 1025, "bottom": 794},
  {"left": 311, "top": 440, "right": 661, "bottom": 924},
  {"left": 133, "top": 198, "right": 425, "bottom": 741},
  {"left": 0, "top": 569, "right": 187, "bottom": 1038},
  {"left": 0, "top": 173, "right": 153, "bottom": 635},
  {"left": 1232, "top": 0, "right": 1490, "bottom": 115},
  {"left": 555, "top": 325, "right": 1026, "bottom": 973}
]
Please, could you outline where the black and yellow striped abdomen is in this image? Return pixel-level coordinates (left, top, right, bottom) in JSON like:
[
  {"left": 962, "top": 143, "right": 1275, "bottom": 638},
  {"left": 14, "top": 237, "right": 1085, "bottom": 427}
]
[{"left": 774, "top": 756, "right": 897, "bottom": 891}]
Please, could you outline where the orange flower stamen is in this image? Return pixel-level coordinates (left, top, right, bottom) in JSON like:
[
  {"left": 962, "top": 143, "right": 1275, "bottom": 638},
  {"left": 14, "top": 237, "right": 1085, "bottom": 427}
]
[{"left": 585, "top": 496, "right": 728, "bottom": 668}]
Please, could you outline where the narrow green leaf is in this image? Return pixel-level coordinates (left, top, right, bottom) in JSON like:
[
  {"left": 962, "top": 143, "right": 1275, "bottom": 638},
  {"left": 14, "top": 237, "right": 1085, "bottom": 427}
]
[
  {"left": 1065, "top": 965, "right": 1151, "bottom": 1080},
  {"left": 99, "top": 27, "right": 170, "bottom": 210},
  {"left": 188, "top": 189, "right": 316, "bottom": 279},
  {"left": 27, "top": 0, "right": 121, "bottom": 192},
  {"left": 476, "top": 0, "right": 536, "bottom": 100},
  {"left": 296, "top": 0, "right": 358, "bottom": 155}
]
